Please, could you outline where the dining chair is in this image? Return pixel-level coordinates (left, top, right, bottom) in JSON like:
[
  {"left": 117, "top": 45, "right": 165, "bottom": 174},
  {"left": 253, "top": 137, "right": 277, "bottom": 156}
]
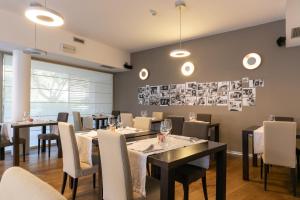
[
  {"left": 58, "top": 122, "right": 98, "bottom": 200},
  {"left": 120, "top": 113, "right": 134, "bottom": 127},
  {"left": 97, "top": 131, "right": 160, "bottom": 199},
  {"left": 196, "top": 113, "right": 212, "bottom": 123},
  {"left": 73, "top": 111, "right": 83, "bottom": 132},
  {"left": 112, "top": 110, "right": 121, "bottom": 118},
  {"left": 133, "top": 117, "right": 152, "bottom": 130},
  {"left": 175, "top": 121, "right": 210, "bottom": 200},
  {"left": 0, "top": 167, "right": 67, "bottom": 200},
  {"left": 82, "top": 116, "right": 94, "bottom": 130},
  {"left": 273, "top": 116, "right": 294, "bottom": 122},
  {"left": 152, "top": 112, "right": 164, "bottom": 120},
  {"left": 261, "top": 121, "right": 297, "bottom": 196},
  {"left": 167, "top": 116, "right": 185, "bottom": 135},
  {"left": 0, "top": 124, "right": 26, "bottom": 162},
  {"left": 37, "top": 112, "right": 69, "bottom": 158}
]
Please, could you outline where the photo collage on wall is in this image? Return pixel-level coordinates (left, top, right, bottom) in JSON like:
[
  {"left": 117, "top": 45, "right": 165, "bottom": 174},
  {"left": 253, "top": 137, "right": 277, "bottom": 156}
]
[{"left": 137, "top": 77, "right": 264, "bottom": 112}]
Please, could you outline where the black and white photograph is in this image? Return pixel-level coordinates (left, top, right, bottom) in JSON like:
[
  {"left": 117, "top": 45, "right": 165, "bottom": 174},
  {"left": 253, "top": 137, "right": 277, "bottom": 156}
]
[
  {"left": 207, "top": 96, "right": 216, "bottom": 106},
  {"left": 160, "top": 98, "right": 170, "bottom": 106},
  {"left": 149, "top": 96, "right": 160, "bottom": 106},
  {"left": 185, "top": 96, "right": 197, "bottom": 105},
  {"left": 196, "top": 97, "right": 207, "bottom": 106},
  {"left": 229, "top": 91, "right": 242, "bottom": 100},
  {"left": 216, "top": 96, "right": 228, "bottom": 106},
  {"left": 209, "top": 82, "right": 218, "bottom": 96},
  {"left": 197, "top": 82, "right": 210, "bottom": 91},
  {"left": 230, "top": 80, "right": 242, "bottom": 91},
  {"left": 242, "top": 88, "right": 256, "bottom": 98},
  {"left": 253, "top": 79, "right": 264, "bottom": 87},
  {"left": 242, "top": 77, "right": 249, "bottom": 88},
  {"left": 242, "top": 97, "right": 256, "bottom": 106},
  {"left": 159, "top": 85, "right": 169, "bottom": 97},
  {"left": 218, "top": 81, "right": 229, "bottom": 92},
  {"left": 228, "top": 100, "right": 242, "bottom": 111},
  {"left": 150, "top": 86, "right": 159, "bottom": 95},
  {"left": 137, "top": 93, "right": 145, "bottom": 105},
  {"left": 186, "top": 82, "right": 197, "bottom": 97},
  {"left": 186, "top": 82, "right": 197, "bottom": 90},
  {"left": 170, "top": 84, "right": 185, "bottom": 105}
]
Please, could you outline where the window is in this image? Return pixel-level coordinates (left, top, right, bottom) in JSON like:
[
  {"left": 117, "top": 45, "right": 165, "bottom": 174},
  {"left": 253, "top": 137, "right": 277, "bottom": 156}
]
[{"left": 2, "top": 54, "right": 113, "bottom": 146}]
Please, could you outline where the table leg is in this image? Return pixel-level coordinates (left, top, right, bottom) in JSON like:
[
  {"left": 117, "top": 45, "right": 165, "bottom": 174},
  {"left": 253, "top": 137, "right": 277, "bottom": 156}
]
[
  {"left": 13, "top": 128, "right": 20, "bottom": 166},
  {"left": 160, "top": 167, "right": 175, "bottom": 200},
  {"left": 214, "top": 124, "right": 220, "bottom": 142},
  {"left": 216, "top": 147, "right": 227, "bottom": 200},
  {"left": 42, "top": 126, "right": 46, "bottom": 152},
  {"left": 242, "top": 131, "right": 250, "bottom": 180},
  {"left": 95, "top": 119, "right": 100, "bottom": 129},
  {"left": 252, "top": 136, "right": 258, "bottom": 167},
  {"left": 0, "top": 147, "right": 5, "bottom": 160}
]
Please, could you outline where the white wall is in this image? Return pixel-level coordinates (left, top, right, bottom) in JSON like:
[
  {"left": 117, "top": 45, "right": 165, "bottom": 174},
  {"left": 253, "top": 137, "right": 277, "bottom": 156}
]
[{"left": 0, "top": 9, "right": 130, "bottom": 70}]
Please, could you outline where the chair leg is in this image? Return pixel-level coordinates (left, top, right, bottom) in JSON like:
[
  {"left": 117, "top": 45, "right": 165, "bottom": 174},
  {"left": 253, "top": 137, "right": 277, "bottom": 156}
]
[
  {"left": 202, "top": 176, "right": 208, "bottom": 200},
  {"left": 22, "top": 143, "right": 26, "bottom": 162},
  {"left": 291, "top": 168, "right": 297, "bottom": 196},
  {"left": 37, "top": 139, "right": 40, "bottom": 155},
  {"left": 72, "top": 178, "right": 78, "bottom": 200},
  {"left": 264, "top": 164, "right": 268, "bottom": 191},
  {"left": 93, "top": 173, "right": 96, "bottom": 189},
  {"left": 183, "top": 183, "right": 189, "bottom": 200},
  {"left": 260, "top": 157, "right": 263, "bottom": 179},
  {"left": 48, "top": 140, "right": 51, "bottom": 158},
  {"left": 69, "top": 176, "right": 74, "bottom": 189},
  {"left": 61, "top": 172, "right": 68, "bottom": 194},
  {"left": 297, "top": 151, "right": 300, "bottom": 180}
]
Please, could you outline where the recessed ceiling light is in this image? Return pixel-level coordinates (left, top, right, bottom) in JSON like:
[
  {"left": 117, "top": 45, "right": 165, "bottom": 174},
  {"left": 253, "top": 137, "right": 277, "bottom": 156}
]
[
  {"left": 181, "top": 62, "right": 194, "bottom": 76},
  {"left": 25, "top": 2, "right": 64, "bottom": 27},
  {"left": 243, "top": 53, "right": 262, "bottom": 70}
]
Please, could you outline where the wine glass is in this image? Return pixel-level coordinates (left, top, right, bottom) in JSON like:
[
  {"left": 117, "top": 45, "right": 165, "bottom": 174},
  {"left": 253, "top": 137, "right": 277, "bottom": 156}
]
[
  {"left": 164, "top": 119, "right": 172, "bottom": 135},
  {"left": 107, "top": 117, "right": 114, "bottom": 129},
  {"left": 141, "top": 110, "right": 148, "bottom": 117},
  {"left": 117, "top": 115, "right": 123, "bottom": 129},
  {"left": 189, "top": 112, "right": 196, "bottom": 121}
]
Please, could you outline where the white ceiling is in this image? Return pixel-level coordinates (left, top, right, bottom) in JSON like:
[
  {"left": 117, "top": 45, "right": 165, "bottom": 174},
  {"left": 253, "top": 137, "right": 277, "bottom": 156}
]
[{"left": 0, "top": 0, "right": 287, "bottom": 52}]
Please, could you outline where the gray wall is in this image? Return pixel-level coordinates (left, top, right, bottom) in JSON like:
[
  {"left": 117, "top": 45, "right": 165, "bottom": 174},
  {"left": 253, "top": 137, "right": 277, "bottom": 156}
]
[{"left": 114, "top": 20, "right": 300, "bottom": 152}]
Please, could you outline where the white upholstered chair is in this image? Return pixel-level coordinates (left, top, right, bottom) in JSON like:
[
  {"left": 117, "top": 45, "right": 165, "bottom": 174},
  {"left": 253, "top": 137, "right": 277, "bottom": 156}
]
[
  {"left": 152, "top": 112, "right": 164, "bottom": 120},
  {"left": 82, "top": 116, "right": 94, "bottom": 130},
  {"left": 0, "top": 167, "right": 67, "bottom": 200},
  {"left": 120, "top": 113, "right": 134, "bottom": 127},
  {"left": 58, "top": 122, "right": 98, "bottom": 200},
  {"left": 133, "top": 117, "right": 151, "bottom": 130},
  {"left": 97, "top": 131, "right": 159, "bottom": 200},
  {"left": 262, "top": 121, "right": 297, "bottom": 196}
]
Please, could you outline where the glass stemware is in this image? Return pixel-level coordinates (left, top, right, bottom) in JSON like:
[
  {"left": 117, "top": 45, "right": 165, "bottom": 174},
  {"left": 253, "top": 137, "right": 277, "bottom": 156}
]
[
  {"left": 160, "top": 119, "right": 172, "bottom": 146},
  {"left": 141, "top": 110, "right": 148, "bottom": 117}
]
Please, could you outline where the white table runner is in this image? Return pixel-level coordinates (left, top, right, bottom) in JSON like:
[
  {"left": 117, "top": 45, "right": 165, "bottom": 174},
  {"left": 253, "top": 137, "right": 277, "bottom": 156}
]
[
  {"left": 253, "top": 126, "right": 264, "bottom": 154},
  {"left": 76, "top": 130, "right": 98, "bottom": 165},
  {"left": 127, "top": 135, "right": 208, "bottom": 196}
]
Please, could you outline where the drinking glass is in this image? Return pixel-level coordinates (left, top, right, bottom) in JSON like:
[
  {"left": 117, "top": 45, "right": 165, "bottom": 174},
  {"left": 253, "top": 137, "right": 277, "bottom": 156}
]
[
  {"left": 164, "top": 119, "right": 172, "bottom": 135},
  {"left": 107, "top": 117, "right": 115, "bottom": 129},
  {"left": 189, "top": 112, "right": 196, "bottom": 121},
  {"left": 117, "top": 115, "right": 123, "bottom": 128},
  {"left": 141, "top": 110, "right": 148, "bottom": 117}
]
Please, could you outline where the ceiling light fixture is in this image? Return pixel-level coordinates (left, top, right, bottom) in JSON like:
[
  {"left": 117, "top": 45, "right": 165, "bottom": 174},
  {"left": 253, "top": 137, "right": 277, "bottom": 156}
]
[
  {"left": 181, "top": 62, "right": 194, "bottom": 76},
  {"left": 24, "top": 24, "right": 47, "bottom": 56},
  {"left": 25, "top": 1, "right": 64, "bottom": 27},
  {"left": 170, "top": 0, "right": 190, "bottom": 58}
]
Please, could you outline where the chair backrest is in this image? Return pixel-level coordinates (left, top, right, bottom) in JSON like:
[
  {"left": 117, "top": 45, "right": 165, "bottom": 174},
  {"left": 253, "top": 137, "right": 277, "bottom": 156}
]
[
  {"left": 98, "top": 131, "right": 133, "bottom": 200},
  {"left": 112, "top": 110, "right": 121, "bottom": 117},
  {"left": 82, "top": 116, "right": 93, "bottom": 130},
  {"left": 133, "top": 117, "right": 151, "bottom": 130},
  {"left": 273, "top": 116, "right": 294, "bottom": 122},
  {"left": 0, "top": 167, "right": 67, "bottom": 200},
  {"left": 152, "top": 112, "right": 164, "bottom": 120},
  {"left": 167, "top": 116, "right": 185, "bottom": 135},
  {"left": 58, "top": 122, "right": 81, "bottom": 178},
  {"left": 120, "top": 113, "right": 134, "bottom": 127},
  {"left": 72, "top": 111, "right": 83, "bottom": 131},
  {"left": 57, "top": 112, "right": 69, "bottom": 122},
  {"left": 263, "top": 121, "right": 296, "bottom": 168},
  {"left": 196, "top": 113, "right": 212, "bottom": 123},
  {"left": 182, "top": 121, "right": 209, "bottom": 139}
]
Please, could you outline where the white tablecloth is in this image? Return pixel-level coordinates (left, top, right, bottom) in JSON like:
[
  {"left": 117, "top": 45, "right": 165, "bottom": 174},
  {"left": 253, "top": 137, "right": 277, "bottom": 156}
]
[
  {"left": 0, "top": 123, "right": 13, "bottom": 142},
  {"left": 127, "top": 135, "right": 208, "bottom": 196},
  {"left": 76, "top": 130, "right": 98, "bottom": 165},
  {"left": 253, "top": 126, "right": 264, "bottom": 154}
]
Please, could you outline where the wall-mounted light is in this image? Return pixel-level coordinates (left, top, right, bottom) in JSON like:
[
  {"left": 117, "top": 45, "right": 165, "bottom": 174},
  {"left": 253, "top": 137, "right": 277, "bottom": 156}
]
[
  {"left": 139, "top": 68, "right": 149, "bottom": 80},
  {"left": 181, "top": 62, "right": 194, "bottom": 76},
  {"left": 243, "top": 53, "right": 262, "bottom": 70}
]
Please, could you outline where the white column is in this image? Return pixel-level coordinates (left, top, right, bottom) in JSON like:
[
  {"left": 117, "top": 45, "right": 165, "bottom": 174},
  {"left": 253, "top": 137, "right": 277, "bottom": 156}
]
[{"left": 12, "top": 50, "right": 31, "bottom": 154}]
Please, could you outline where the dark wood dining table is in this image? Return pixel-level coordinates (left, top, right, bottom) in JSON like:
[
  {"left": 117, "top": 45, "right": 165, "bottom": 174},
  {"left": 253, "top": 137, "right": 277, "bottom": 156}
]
[
  {"left": 93, "top": 131, "right": 227, "bottom": 200},
  {"left": 242, "top": 125, "right": 300, "bottom": 181},
  {"left": 11, "top": 120, "right": 58, "bottom": 166},
  {"left": 92, "top": 115, "right": 109, "bottom": 129}
]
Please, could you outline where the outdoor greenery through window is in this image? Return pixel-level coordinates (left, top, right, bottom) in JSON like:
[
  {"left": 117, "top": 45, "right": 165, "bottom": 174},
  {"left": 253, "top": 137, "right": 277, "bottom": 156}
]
[{"left": 2, "top": 54, "right": 113, "bottom": 147}]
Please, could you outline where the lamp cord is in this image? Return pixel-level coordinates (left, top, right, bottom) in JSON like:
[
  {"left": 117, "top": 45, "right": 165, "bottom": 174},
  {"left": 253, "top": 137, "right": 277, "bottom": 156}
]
[{"left": 179, "top": 5, "right": 182, "bottom": 49}]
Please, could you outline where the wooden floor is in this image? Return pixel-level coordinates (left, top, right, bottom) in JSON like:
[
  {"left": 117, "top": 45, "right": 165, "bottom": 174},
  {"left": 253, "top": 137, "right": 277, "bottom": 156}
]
[{"left": 0, "top": 148, "right": 299, "bottom": 200}]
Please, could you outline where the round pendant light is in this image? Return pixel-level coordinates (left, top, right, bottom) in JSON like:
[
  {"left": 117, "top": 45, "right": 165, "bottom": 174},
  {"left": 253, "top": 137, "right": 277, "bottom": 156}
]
[
  {"left": 181, "top": 62, "right": 194, "bottom": 76},
  {"left": 170, "top": 0, "right": 190, "bottom": 58},
  {"left": 25, "top": 2, "right": 64, "bottom": 27}
]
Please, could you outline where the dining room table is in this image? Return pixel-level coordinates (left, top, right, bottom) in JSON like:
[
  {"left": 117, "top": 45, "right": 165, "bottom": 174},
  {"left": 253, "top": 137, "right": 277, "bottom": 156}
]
[
  {"left": 88, "top": 130, "right": 227, "bottom": 200},
  {"left": 10, "top": 120, "right": 58, "bottom": 166},
  {"left": 242, "top": 125, "right": 300, "bottom": 181},
  {"left": 92, "top": 115, "right": 110, "bottom": 129}
]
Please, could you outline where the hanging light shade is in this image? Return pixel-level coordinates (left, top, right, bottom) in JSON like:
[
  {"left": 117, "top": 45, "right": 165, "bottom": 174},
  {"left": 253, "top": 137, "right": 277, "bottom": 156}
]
[
  {"left": 25, "top": 2, "right": 64, "bottom": 27},
  {"left": 170, "top": 0, "right": 190, "bottom": 58}
]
